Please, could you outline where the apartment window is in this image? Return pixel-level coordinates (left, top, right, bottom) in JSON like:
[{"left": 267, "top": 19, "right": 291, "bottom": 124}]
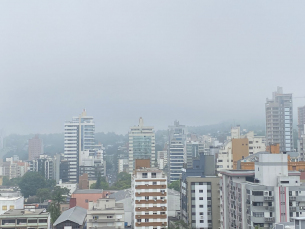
[
  {"left": 153, "top": 212, "right": 157, "bottom": 215},
  {"left": 200, "top": 212, "right": 204, "bottom": 215},
  {"left": 145, "top": 196, "right": 149, "bottom": 200},
  {"left": 107, "top": 216, "right": 113, "bottom": 218},
  {"left": 192, "top": 197, "right": 195, "bottom": 200},
  {"left": 142, "top": 173, "right": 148, "bottom": 178},
  {"left": 199, "top": 205, "right": 204, "bottom": 208},
  {"left": 200, "top": 220, "right": 204, "bottom": 223},
  {"left": 199, "top": 197, "right": 203, "bottom": 200},
  {"left": 199, "top": 190, "right": 203, "bottom": 193},
  {"left": 145, "top": 212, "right": 149, "bottom": 215},
  {"left": 85, "top": 199, "right": 88, "bottom": 203},
  {"left": 252, "top": 191, "right": 264, "bottom": 196},
  {"left": 137, "top": 219, "right": 141, "bottom": 222},
  {"left": 2, "top": 206, "right": 7, "bottom": 210},
  {"left": 93, "top": 216, "right": 99, "bottom": 220},
  {"left": 28, "top": 219, "right": 37, "bottom": 223},
  {"left": 39, "top": 219, "right": 48, "bottom": 223},
  {"left": 253, "top": 212, "right": 264, "bottom": 217},
  {"left": 153, "top": 182, "right": 157, "bottom": 185},
  {"left": 151, "top": 173, "right": 156, "bottom": 178},
  {"left": 161, "top": 212, "right": 166, "bottom": 214},
  {"left": 9, "top": 205, "right": 14, "bottom": 210},
  {"left": 145, "top": 219, "right": 149, "bottom": 222}
]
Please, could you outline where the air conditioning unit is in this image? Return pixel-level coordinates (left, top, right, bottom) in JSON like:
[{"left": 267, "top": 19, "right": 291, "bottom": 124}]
[
  {"left": 162, "top": 206, "right": 165, "bottom": 209},
  {"left": 138, "top": 207, "right": 141, "bottom": 209},
  {"left": 137, "top": 200, "right": 140, "bottom": 202},
  {"left": 146, "top": 199, "right": 148, "bottom": 202},
  {"left": 146, "top": 184, "right": 149, "bottom": 186},
  {"left": 137, "top": 222, "right": 141, "bottom": 225},
  {"left": 146, "top": 207, "right": 149, "bottom": 210},
  {"left": 162, "top": 199, "right": 165, "bottom": 202},
  {"left": 162, "top": 222, "right": 165, "bottom": 225},
  {"left": 154, "top": 199, "right": 157, "bottom": 202},
  {"left": 138, "top": 192, "right": 140, "bottom": 194},
  {"left": 138, "top": 216, "right": 141, "bottom": 218},
  {"left": 301, "top": 206, "right": 304, "bottom": 210}
]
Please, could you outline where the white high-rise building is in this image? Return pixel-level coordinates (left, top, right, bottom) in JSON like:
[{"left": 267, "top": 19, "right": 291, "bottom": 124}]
[
  {"left": 132, "top": 159, "right": 168, "bottom": 229},
  {"left": 168, "top": 121, "right": 186, "bottom": 182},
  {"left": 266, "top": 87, "right": 293, "bottom": 152},
  {"left": 64, "top": 109, "right": 95, "bottom": 182},
  {"left": 128, "top": 118, "right": 155, "bottom": 173}
]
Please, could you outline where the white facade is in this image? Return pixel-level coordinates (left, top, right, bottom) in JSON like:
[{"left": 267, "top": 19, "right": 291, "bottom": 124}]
[
  {"left": 220, "top": 154, "right": 305, "bottom": 228},
  {"left": 0, "top": 196, "right": 24, "bottom": 215},
  {"left": 56, "top": 180, "right": 77, "bottom": 195},
  {"left": 64, "top": 109, "right": 95, "bottom": 182},
  {"left": 156, "top": 151, "right": 167, "bottom": 170},
  {"left": 128, "top": 118, "right": 155, "bottom": 173},
  {"left": 132, "top": 168, "right": 168, "bottom": 229},
  {"left": 87, "top": 198, "right": 125, "bottom": 229},
  {"left": 118, "top": 158, "right": 129, "bottom": 173}
]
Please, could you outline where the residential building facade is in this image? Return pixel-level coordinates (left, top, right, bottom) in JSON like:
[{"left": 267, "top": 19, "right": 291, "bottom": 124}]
[
  {"left": 132, "top": 159, "right": 168, "bottom": 229},
  {"left": 220, "top": 153, "right": 305, "bottom": 228},
  {"left": 167, "top": 121, "right": 186, "bottom": 182},
  {"left": 28, "top": 134, "right": 43, "bottom": 161},
  {"left": 181, "top": 154, "right": 220, "bottom": 229},
  {"left": 0, "top": 196, "right": 24, "bottom": 215},
  {"left": 266, "top": 87, "right": 293, "bottom": 153},
  {"left": 128, "top": 118, "right": 155, "bottom": 173},
  {"left": 0, "top": 209, "right": 50, "bottom": 229},
  {"left": 87, "top": 198, "right": 125, "bottom": 229},
  {"left": 64, "top": 109, "right": 95, "bottom": 182}
]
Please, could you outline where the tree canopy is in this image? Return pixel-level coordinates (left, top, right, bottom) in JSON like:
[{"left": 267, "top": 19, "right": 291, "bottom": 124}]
[
  {"left": 169, "top": 180, "right": 180, "bottom": 192},
  {"left": 48, "top": 186, "right": 69, "bottom": 224},
  {"left": 111, "top": 172, "right": 131, "bottom": 190},
  {"left": 90, "top": 173, "right": 109, "bottom": 190},
  {"left": 19, "top": 172, "right": 46, "bottom": 197}
]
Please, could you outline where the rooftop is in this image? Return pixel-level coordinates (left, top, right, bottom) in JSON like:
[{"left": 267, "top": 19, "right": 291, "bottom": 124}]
[
  {"left": 54, "top": 206, "right": 87, "bottom": 226},
  {"left": 0, "top": 196, "right": 23, "bottom": 201},
  {"left": 0, "top": 209, "right": 48, "bottom": 216},
  {"left": 73, "top": 189, "right": 103, "bottom": 194}
]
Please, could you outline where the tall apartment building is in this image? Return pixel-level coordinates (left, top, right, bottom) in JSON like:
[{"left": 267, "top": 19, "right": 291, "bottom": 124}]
[
  {"left": 132, "top": 159, "right": 168, "bottom": 229},
  {"left": 266, "top": 87, "right": 293, "bottom": 153},
  {"left": 28, "top": 154, "right": 61, "bottom": 182},
  {"left": 298, "top": 106, "right": 305, "bottom": 139},
  {"left": 156, "top": 151, "right": 167, "bottom": 170},
  {"left": 128, "top": 118, "right": 155, "bottom": 173},
  {"left": 220, "top": 153, "right": 305, "bottom": 228},
  {"left": 186, "top": 139, "right": 204, "bottom": 168},
  {"left": 64, "top": 109, "right": 95, "bottom": 182},
  {"left": 181, "top": 154, "right": 219, "bottom": 229},
  {"left": 168, "top": 121, "right": 186, "bottom": 182},
  {"left": 79, "top": 149, "right": 106, "bottom": 179},
  {"left": 216, "top": 127, "right": 265, "bottom": 173},
  {"left": 87, "top": 198, "right": 125, "bottom": 229},
  {"left": 28, "top": 134, "right": 43, "bottom": 160},
  {"left": 1, "top": 157, "right": 28, "bottom": 179}
]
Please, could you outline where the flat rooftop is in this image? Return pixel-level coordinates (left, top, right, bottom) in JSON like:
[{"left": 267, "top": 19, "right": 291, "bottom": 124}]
[
  {"left": 73, "top": 189, "right": 103, "bottom": 194},
  {"left": 0, "top": 209, "right": 48, "bottom": 216}
]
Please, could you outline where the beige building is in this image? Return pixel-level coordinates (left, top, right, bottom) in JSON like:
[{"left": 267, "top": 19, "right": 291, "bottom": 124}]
[
  {"left": 87, "top": 198, "right": 125, "bottom": 229},
  {"left": 128, "top": 118, "right": 155, "bottom": 173},
  {"left": 216, "top": 127, "right": 266, "bottom": 174},
  {"left": 28, "top": 134, "right": 43, "bottom": 161},
  {"left": 132, "top": 160, "right": 168, "bottom": 229}
]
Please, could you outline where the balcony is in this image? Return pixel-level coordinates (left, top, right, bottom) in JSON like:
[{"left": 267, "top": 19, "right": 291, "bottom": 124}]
[
  {"left": 264, "top": 196, "right": 274, "bottom": 201},
  {"left": 265, "top": 217, "right": 275, "bottom": 223},
  {"left": 289, "top": 196, "right": 296, "bottom": 201},
  {"left": 290, "top": 206, "right": 296, "bottom": 211}
]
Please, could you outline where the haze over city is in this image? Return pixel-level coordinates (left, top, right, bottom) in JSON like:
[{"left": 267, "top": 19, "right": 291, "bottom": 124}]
[{"left": 1, "top": 1, "right": 305, "bottom": 134}]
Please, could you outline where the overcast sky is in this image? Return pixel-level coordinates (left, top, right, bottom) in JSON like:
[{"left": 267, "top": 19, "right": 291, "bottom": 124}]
[{"left": 1, "top": 1, "right": 305, "bottom": 135}]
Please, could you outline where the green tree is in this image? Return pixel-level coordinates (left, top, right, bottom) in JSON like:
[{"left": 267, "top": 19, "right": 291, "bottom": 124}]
[
  {"left": 91, "top": 173, "right": 109, "bottom": 190},
  {"left": 36, "top": 188, "right": 51, "bottom": 202},
  {"left": 111, "top": 172, "right": 131, "bottom": 190},
  {"left": 2, "top": 176, "right": 21, "bottom": 187},
  {"left": 19, "top": 172, "right": 46, "bottom": 197},
  {"left": 48, "top": 187, "right": 69, "bottom": 224},
  {"left": 169, "top": 180, "right": 180, "bottom": 192}
]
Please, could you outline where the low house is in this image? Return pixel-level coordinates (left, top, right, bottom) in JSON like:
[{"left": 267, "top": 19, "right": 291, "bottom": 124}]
[
  {"left": 0, "top": 209, "right": 50, "bottom": 229},
  {"left": 53, "top": 206, "right": 87, "bottom": 229}
]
